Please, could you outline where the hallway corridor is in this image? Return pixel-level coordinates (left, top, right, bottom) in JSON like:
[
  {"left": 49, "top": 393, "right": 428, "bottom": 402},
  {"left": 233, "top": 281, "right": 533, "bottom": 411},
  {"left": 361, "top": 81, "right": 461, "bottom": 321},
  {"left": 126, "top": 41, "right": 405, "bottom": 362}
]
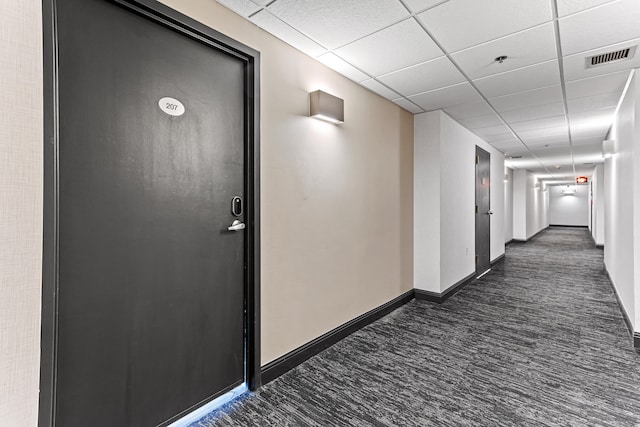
[{"left": 195, "top": 227, "right": 640, "bottom": 426}]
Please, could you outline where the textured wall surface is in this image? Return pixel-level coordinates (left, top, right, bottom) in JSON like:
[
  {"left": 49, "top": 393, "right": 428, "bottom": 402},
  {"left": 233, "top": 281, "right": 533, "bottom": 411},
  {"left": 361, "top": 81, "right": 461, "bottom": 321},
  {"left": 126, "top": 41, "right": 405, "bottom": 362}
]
[
  {"left": 0, "top": 0, "right": 43, "bottom": 425},
  {"left": 549, "top": 184, "right": 589, "bottom": 226}
]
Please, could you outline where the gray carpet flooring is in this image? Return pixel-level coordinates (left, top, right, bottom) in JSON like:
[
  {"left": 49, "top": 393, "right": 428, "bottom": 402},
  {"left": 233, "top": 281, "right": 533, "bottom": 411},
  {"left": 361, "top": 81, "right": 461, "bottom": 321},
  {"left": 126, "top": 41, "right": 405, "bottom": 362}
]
[{"left": 193, "top": 227, "right": 640, "bottom": 426}]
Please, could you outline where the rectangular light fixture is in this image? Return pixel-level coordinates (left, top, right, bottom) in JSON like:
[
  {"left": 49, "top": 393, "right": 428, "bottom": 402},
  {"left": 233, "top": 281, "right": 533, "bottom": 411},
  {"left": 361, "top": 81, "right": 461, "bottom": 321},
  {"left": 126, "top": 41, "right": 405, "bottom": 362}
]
[
  {"left": 310, "top": 90, "right": 344, "bottom": 124},
  {"left": 562, "top": 186, "right": 576, "bottom": 195}
]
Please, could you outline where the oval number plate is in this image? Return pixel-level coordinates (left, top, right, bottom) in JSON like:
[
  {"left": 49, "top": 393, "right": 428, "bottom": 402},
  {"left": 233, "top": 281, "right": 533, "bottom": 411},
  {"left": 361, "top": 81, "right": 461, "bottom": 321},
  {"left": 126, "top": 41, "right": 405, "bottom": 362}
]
[{"left": 158, "top": 97, "right": 185, "bottom": 117}]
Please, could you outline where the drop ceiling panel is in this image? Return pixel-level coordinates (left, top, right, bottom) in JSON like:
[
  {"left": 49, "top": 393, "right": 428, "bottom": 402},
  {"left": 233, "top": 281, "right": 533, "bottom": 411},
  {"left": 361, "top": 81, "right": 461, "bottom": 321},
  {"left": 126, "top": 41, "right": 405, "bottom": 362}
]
[
  {"left": 559, "top": 0, "right": 640, "bottom": 56},
  {"left": 316, "top": 53, "right": 370, "bottom": 82},
  {"left": 563, "top": 38, "right": 640, "bottom": 81},
  {"left": 335, "top": 18, "right": 443, "bottom": 77},
  {"left": 267, "top": 0, "right": 409, "bottom": 49},
  {"left": 501, "top": 102, "right": 566, "bottom": 123},
  {"left": 480, "top": 132, "right": 517, "bottom": 143},
  {"left": 361, "top": 79, "right": 401, "bottom": 100},
  {"left": 458, "top": 113, "right": 505, "bottom": 129},
  {"left": 518, "top": 126, "right": 569, "bottom": 142},
  {"left": 572, "top": 136, "right": 605, "bottom": 146},
  {"left": 408, "top": 82, "right": 482, "bottom": 111},
  {"left": 377, "top": 56, "right": 466, "bottom": 96},
  {"left": 569, "top": 108, "right": 616, "bottom": 139},
  {"left": 486, "top": 133, "right": 520, "bottom": 144},
  {"left": 567, "top": 93, "right": 621, "bottom": 114},
  {"left": 507, "top": 157, "right": 547, "bottom": 170},
  {"left": 573, "top": 144, "right": 606, "bottom": 165},
  {"left": 490, "top": 141, "right": 524, "bottom": 152},
  {"left": 557, "top": 0, "right": 617, "bottom": 17},
  {"left": 474, "top": 60, "right": 561, "bottom": 99},
  {"left": 472, "top": 124, "right": 512, "bottom": 138},
  {"left": 217, "top": 0, "right": 261, "bottom": 17},
  {"left": 392, "top": 98, "right": 425, "bottom": 114},
  {"left": 451, "top": 23, "right": 557, "bottom": 80},
  {"left": 570, "top": 125, "right": 610, "bottom": 141},
  {"left": 488, "top": 85, "right": 563, "bottom": 112},
  {"left": 404, "top": 0, "right": 448, "bottom": 14},
  {"left": 510, "top": 115, "right": 567, "bottom": 132},
  {"left": 251, "top": 11, "right": 327, "bottom": 57},
  {"left": 565, "top": 70, "right": 630, "bottom": 99},
  {"left": 443, "top": 100, "right": 496, "bottom": 120},
  {"left": 417, "top": 0, "right": 552, "bottom": 52}
]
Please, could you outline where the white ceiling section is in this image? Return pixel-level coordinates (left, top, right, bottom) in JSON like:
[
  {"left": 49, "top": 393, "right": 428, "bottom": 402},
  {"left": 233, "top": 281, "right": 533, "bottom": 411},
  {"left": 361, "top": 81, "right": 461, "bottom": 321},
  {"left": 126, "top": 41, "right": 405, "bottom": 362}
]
[{"left": 217, "top": 0, "right": 640, "bottom": 184}]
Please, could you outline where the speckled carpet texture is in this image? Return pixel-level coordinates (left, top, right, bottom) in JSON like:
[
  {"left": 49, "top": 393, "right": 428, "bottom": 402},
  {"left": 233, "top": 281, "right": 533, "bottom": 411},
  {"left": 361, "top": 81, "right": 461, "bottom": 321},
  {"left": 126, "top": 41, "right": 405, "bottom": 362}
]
[{"left": 192, "top": 227, "right": 640, "bottom": 426}]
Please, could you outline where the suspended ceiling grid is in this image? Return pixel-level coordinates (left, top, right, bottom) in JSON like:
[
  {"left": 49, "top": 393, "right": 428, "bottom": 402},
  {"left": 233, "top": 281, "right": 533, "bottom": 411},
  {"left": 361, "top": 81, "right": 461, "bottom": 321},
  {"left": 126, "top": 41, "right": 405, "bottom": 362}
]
[{"left": 217, "top": 0, "right": 640, "bottom": 184}]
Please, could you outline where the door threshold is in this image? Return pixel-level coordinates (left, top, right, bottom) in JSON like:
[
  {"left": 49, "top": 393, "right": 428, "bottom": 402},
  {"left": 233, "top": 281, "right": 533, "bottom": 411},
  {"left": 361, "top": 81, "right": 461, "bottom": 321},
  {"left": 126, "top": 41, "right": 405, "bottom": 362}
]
[
  {"left": 168, "top": 383, "right": 248, "bottom": 426},
  {"left": 476, "top": 269, "right": 491, "bottom": 279}
]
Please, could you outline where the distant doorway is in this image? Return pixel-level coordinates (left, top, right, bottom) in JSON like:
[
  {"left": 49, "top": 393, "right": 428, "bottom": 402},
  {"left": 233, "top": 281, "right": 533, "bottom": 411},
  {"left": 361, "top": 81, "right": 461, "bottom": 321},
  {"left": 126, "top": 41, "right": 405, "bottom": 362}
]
[{"left": 475, "top": 147, "right": 491, "bottom": 277}]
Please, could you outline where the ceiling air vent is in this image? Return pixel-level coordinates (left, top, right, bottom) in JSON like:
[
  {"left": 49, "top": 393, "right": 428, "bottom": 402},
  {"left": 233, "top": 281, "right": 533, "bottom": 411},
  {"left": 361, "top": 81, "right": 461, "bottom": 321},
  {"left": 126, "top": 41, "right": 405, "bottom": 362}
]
[{"left": 586, "top": 46, "right": 636, "bottom": 68}]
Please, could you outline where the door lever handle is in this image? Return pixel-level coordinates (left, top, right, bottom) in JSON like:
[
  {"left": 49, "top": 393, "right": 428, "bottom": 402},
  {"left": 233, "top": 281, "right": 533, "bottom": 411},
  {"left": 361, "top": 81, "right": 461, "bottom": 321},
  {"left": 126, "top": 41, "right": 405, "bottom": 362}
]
[
  {"left": 227, "top": 219, "right": 246, "bottom": 231},
  {"left": 487, "top": 211, "right": 494, "bottom": 215}
]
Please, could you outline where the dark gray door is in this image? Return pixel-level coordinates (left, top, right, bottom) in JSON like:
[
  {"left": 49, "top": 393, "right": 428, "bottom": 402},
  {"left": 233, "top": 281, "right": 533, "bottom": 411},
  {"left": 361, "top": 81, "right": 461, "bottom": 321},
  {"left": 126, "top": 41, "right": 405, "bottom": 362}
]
[
  {"left": 55, "top": 0, "right": 245, "bottom": 425},
  {"left": 475, "top": 147, "right": 491, "bottom": 276}
]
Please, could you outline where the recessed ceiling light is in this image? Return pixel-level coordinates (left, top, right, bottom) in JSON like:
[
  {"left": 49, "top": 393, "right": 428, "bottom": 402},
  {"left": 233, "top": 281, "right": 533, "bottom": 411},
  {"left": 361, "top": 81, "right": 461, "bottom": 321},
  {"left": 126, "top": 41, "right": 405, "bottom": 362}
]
[{"left": 554, "top": 165, "right": 561, "bottom": 169}]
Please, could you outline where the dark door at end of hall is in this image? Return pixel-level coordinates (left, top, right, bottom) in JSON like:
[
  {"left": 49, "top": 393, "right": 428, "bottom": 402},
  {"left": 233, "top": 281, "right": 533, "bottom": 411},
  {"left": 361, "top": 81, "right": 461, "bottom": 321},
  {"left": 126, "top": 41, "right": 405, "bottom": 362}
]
[
  {"left": 55, "top": 0, "right": 246, "bottom": 425},
  {"left": 475, "top": 146, "right": 491, "bottom": 276}
]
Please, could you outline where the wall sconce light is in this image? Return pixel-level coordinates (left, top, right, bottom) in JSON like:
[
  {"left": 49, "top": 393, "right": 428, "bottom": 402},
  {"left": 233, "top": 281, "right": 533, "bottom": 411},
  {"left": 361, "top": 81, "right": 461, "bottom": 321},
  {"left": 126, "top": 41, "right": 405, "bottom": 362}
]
[
  {"left": 602, "top": 139, "right": 615, "bottom": 158},
  {"left": 310, "top": 90, "right": 344, "bottom": 124}
]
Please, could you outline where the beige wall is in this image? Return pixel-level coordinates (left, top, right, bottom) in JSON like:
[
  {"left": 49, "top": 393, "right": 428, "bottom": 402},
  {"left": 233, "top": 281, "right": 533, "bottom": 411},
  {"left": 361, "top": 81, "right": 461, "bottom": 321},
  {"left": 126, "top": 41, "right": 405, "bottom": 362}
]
[
  {"left": 0, "top": 0, "right": 43, "bottom": 425},
  {"left": 157, "top": 0, "right": 414, "bottom": 364}
]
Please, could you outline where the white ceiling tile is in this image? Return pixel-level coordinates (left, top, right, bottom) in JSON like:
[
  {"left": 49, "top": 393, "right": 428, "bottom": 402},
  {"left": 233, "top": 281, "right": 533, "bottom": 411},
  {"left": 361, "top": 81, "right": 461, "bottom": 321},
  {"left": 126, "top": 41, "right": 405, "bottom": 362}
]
[
  {"left": 563, "top": 38, "right": 640, "bottom": 81},
  {"left": 408, "top": 82, "right": 482, "bottom": 111},
  {"left": 567, "top": 93, "right": 621, "bottom": 114},
  {"left": 489, "top": 85, "right": 563, "bottom": 112},
  {"left": 458, "top": 114, "right": 505, "bottom": 129},
  {"left": 524, "top": 135, "right": 569, "bottom": 146},
  {"left": 573, "top": 142, "right": 606, "bottom": 163},
  {"left": 557, "top": 0, "right": 617, "bottom": 17},
  {"left": 473, "top": 60, "right": 561, "bottom": 98},
  {"left": 501, "top": 102, "right": 566, "bottom": 123},
  {"left": 316, "top": 52, "right": 370, "bottom": 83},
  {"left": 404, "top": 0, "right": 448, "bottom": 14},
  {"left": 377, "top": 56, "right": 465, "bottom": 96},
  {"left": 510, "top": 115, "right": 567, "bottom": 132},
  {"left": 335, "top": 18, "right": 443, "bottom": 77},
  {"left": 267, "top": 0, "right": 409, "bottom": 49},
  {"left": 217, "top": 0, "right": 261, "bottom": 16},
  {"left": 572, "top": 136, "right": 605, "bottom": 146},
  {"left": 251, "top": 11, "right": 327, "bottom": 57},
  {"left": 518, "top": 125, "right": 569, "bottom": 142},
  {"left": 360, "top": 79, "right": 401, "bottom": 100},
  {"left": 486, "top": 133, "right": 520, "bottom": 144},
  {"left": 483, "top": 132, "right": 519, "bottom": 143},
  {"left": 565, "top": 70, "right": 630, "bottom": 99},
  {"left": 571, "top": 125, "right": 610, "bottom": 141},
  {"left": 559, "top": 0, "right": 640, "bottom": 55},
  {"left": 451, "top": 23, "right": 557, "bottom": 79},
  {"left": 251, "top": 0, "right": 271, "bottom": 5},
  {"left": 490, "top": 141, "right": 525, "bottom": 153},
  {"left": 473, "top": 124, "right": 512, "bottom": 139},
  {"left": 417, "top": 0, "right": 552, "bottom": 52},
  {"left": 392, "top": 98, "right": 425, "bottom": 114},
  {"left": 531, "top": 146, "right": 571, "bottom": 157},
  {"left": 569, "top": 108, "right": 616, "bottom": 134},
  {"left": 443, "top": 101, "right": 495, "bottom": 120}
]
